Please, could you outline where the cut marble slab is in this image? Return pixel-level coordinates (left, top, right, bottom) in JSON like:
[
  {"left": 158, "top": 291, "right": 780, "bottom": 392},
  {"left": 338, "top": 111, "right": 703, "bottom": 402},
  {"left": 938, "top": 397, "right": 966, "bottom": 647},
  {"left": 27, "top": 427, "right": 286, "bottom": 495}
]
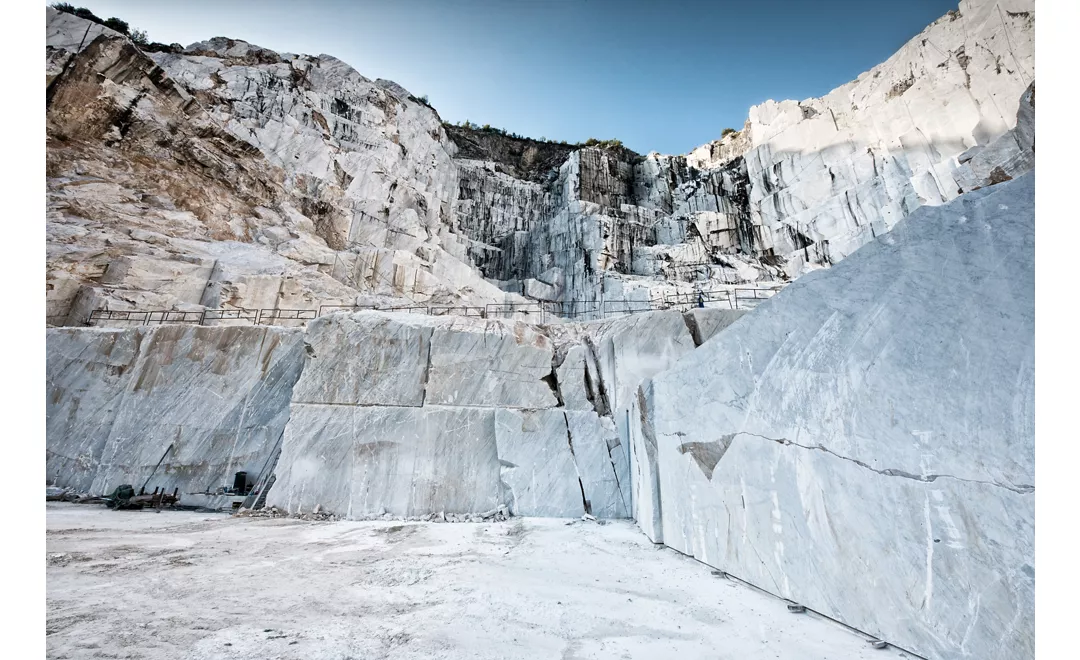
[
  {"left": 494, "top": 408, "right": 583, "bottom": 517},
  {"left": 269, "top": 404, "right": 503, "bottom": 517}
]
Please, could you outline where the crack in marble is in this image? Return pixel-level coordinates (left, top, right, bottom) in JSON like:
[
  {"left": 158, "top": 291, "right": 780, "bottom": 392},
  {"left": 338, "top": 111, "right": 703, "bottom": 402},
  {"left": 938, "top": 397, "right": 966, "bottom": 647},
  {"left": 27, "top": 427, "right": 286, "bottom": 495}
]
[{"left": 732, "top": 431, "right": 1034, "bottom": 494}]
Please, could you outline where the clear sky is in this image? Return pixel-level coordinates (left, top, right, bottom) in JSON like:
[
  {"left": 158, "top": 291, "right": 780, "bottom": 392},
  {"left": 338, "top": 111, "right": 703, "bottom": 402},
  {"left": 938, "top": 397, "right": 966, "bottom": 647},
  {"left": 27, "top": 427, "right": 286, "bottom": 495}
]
[{"left": 46, "top": 0, "right": 960, "bottom": 154}]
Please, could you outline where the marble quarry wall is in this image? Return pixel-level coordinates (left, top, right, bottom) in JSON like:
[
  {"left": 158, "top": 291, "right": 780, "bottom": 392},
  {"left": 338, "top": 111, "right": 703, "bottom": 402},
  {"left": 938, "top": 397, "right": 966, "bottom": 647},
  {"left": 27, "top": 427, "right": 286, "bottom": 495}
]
[
  {"left": 46, "top": 325, "right": 306, "bottom": 506},
  {"left": 45, "top": 8, "right": 529, "bottom": 327},
  {"left": 638, "top": 172, "right": 1034, "bottom": 660},
  {"left": 956, "top": 81, "right": 1035, "bottom": 193},
  {"left": 44, "top": 2, "right": 1035, "bottom": 653},
  {"left": 267, "top": 309, "right": 745, "bottom": 518},
  {"left": 454, "top": 143, "right": 769, "bottom": 312},
  {"left": 46, "top": 308, "right": 747, "bottom": 519},
  {"left": 738, "top": 0, "right": 1033, "bottom": 276}
]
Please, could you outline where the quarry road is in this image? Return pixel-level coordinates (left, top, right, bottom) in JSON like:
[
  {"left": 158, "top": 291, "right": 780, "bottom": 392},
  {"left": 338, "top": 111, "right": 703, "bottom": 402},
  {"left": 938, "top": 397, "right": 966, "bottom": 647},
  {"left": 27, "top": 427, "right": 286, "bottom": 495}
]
[{"left": 46, "top": 503, "right": 902, "bottom": 660}]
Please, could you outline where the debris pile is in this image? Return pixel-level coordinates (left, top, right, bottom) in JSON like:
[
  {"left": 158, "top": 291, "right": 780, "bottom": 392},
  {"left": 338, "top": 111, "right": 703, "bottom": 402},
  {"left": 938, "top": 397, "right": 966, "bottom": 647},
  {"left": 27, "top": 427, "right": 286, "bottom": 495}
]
[
  {"left": 235, "top": 505, "right": 512, "bottom": 523},
  {"left": 46, "top": 486, "right": 81, "bottom": 502}
]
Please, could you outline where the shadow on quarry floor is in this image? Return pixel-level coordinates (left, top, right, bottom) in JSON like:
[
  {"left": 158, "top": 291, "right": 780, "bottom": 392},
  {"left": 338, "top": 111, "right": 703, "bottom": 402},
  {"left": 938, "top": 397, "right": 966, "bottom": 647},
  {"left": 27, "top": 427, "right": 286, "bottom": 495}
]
[{"left": 46, "top": 503, "right": 906, "bottom": 660}]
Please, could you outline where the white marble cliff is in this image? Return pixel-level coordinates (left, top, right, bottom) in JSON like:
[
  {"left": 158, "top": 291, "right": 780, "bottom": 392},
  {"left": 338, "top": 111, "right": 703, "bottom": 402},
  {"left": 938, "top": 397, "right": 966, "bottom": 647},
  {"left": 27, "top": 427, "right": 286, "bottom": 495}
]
[
  {"left": 737, "top": 0, "right": 1034, "bottom": 275},
  {"left": 46, "top": 0, "right": 1034, "bottom": 327}
]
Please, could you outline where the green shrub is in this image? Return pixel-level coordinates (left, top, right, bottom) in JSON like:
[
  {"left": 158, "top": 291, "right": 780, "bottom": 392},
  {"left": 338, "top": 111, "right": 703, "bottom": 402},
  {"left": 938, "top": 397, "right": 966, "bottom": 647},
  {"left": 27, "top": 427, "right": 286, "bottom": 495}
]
[
  {"left": 51, "top": 4, "right": 150, "bottom": 46},
  {"left": 580, "top": 137, "right": 623, "bottom": 150},
  {"left": 720, "top": 127, "right": 737, "bottom": 137},
  {"left": 102, "top": 17, "right": 129, "bottom": 34},
  {"left": 72, "top": 7, "right": 100, "bottom": 22},
  {"left": 444, "top": 119, "right": 600, "bottom": 149},
  {"left": 408, "top": 94, "right": 432, "bottom": 108}
]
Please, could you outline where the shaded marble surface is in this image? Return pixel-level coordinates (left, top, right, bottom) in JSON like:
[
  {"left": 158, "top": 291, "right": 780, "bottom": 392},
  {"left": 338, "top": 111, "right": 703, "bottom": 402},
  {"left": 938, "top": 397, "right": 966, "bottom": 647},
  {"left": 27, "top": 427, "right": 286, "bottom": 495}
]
[{"left": 47, "top": 325, "right": 306, "bottom": 498}]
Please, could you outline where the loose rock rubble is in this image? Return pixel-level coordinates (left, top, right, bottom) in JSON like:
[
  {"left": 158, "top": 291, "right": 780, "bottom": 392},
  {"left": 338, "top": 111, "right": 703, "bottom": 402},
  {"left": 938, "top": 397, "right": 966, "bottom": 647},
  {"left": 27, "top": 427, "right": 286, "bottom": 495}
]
[{"left": 235, "top": 505, "right": 513, "bottom": 523}]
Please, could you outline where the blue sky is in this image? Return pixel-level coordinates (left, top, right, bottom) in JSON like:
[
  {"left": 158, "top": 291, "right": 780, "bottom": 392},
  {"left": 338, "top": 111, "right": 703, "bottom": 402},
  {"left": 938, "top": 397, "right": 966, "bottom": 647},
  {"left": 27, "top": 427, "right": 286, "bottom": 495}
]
[{"left": 47, "top": 0, "right": 959, "bottom": 154}]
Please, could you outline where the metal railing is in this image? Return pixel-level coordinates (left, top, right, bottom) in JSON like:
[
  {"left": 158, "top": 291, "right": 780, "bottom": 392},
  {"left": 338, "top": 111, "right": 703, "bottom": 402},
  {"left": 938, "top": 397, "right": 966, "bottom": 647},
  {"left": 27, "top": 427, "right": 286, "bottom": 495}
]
[
  {"left": 203, "top": 308, "right": 259, "bottom": 323},
  {"left": 76, "top": 286, "right": 784, "bottom": 328},
  {"left": 429, "top": 306, "right": 486, "bottom": 317},
  {"left": 86, "top": 309, "right": 208, "bottom": 325},
  {"left": 485, "top": 303, "right": 545, "bottom": 319},
  {"left": 254, "top": 309, "right": 318, "bottom": 325},
  {"left": 650, "top": 286, "right": 782, "bottom": 311}
]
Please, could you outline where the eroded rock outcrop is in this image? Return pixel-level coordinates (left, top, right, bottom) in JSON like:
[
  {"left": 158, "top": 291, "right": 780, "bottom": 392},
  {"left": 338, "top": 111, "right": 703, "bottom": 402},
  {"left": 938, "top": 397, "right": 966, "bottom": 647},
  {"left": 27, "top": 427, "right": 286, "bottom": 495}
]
[
  {"left": 45, "top": 7, "right": 527, "bottom": 327},
  {"left": 444, "top": 0, "right": 1035, "bottom": 309},
  {"left": 639, "top": 172, "right": 1035, "bottom": 660}
]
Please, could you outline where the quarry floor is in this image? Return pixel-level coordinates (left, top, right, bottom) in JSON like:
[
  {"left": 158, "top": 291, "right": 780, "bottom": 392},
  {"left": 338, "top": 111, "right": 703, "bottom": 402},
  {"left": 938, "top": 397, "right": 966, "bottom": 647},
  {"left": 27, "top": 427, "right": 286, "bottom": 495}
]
[{"left": 46, "top": 503, "right": 906, "bottom": 660}]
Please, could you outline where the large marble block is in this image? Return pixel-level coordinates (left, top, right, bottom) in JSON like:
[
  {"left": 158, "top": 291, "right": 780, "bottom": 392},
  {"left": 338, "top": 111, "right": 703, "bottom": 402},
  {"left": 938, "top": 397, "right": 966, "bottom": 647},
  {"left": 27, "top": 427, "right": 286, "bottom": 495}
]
[
  {"left": 629, "top": 382, "right": 663, "bottom": 543},
  {"left": 269, "top": 405, "right": 503, "bottom": 517},
  {"left": 646, "top": 173, "right": 1034, "bottom": 660},
  {"left": 592, "top": 311, "right": 697, "bottom": 418},
  {"left": 566, "top": 410, "right": 630, "bottom": 519},
  {"left": 290, "top": 312, "right": 432, "bottom": 406},
  {"left": 425, "top": 318, "right": 557, "bottom": 409},
  {"left": 46, "top": 325, "right": 306, "bottom": 497},
  {"left": 588, "top": 310, "right": 697, "bottom": 520},
  {"left": 46, "top": 328, "right": 141, "bottom": 491},
  {"left": 494, "top": 408, "right": 583, "bottom": 517}
]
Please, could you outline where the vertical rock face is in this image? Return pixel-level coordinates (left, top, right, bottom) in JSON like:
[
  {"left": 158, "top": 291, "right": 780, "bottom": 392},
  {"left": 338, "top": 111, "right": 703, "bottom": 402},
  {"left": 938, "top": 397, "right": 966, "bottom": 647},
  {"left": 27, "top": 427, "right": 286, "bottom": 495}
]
[
  {"left": 46, "top": 326, "right": 306, "bottom": 502},
  {"left": 740, "top": 0, "right": 1034, "bottom": 275},
  {"left": 454, "top": 144, "right": 769, "bottom": 312},
  {"left": 45, "top": 1, "right": 1034, "bottom": 327},
  {"left": 262, "top": 308, "right": 731, "bottom": 518},
  {"left": 640, "top": 172, "right": 1034, "bottom": 660},
  {"left": 495, "top": 409, "right": 583, "bottom": 516},
  {"left": 267, "top": 313, "right": 621, "bottom": 517},
  {"left": 446, "top": 0, "right": 1035, "bottom": 305},
  {"left": 45, "top": 7, "right": 525, "bottom": 326},
  {"left": 46, "top": 307, "right": 734, "bottom": 518},
  {"left": 956, "top": 81, "right": 1035, "bottom": 192}
]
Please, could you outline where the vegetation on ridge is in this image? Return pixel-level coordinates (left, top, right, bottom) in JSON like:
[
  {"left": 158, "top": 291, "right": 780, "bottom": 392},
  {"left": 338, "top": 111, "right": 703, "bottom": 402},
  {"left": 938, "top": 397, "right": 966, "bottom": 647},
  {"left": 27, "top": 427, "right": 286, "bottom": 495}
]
[
  {"left": 51, "top": 3, "right": 149, "bottom": 46},
  {"left": 444, "top": 120, "right": 625, "bottom": 151},
  {"left": 52, "top": 3, "right": 633, "bottom": 154}
]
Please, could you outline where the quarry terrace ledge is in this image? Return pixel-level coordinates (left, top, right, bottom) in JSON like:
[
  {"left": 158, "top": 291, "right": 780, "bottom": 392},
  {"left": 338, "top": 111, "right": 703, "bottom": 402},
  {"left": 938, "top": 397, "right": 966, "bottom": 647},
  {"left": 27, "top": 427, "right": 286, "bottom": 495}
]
[{"left": 64, "top": 286, "right": 781, "bottom": 327}]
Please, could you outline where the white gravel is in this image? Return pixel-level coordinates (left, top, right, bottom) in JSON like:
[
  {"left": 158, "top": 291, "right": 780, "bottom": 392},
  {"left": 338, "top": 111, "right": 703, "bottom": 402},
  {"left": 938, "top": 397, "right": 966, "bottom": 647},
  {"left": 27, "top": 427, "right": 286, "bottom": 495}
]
[{"left": 46, "top": 503, "right": 906, "bottom": 659}]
